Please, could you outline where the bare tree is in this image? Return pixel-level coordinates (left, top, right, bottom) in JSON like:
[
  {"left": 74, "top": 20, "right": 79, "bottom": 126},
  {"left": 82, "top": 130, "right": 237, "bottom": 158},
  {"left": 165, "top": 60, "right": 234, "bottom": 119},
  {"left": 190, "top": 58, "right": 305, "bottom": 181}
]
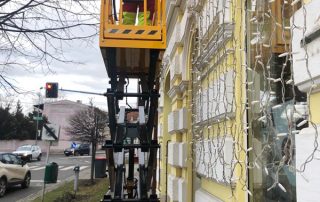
[
  {"left": 66, "top": 104, "right": 108, "bottom": 183},
  {"left": 0, "top": 0, "right": 100, "bottom": 92}
]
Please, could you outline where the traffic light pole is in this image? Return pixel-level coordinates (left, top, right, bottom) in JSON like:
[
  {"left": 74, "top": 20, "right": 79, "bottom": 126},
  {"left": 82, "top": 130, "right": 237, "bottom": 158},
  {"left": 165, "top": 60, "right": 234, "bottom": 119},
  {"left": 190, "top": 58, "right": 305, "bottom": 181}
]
[
  {"left": 35, "top": 87, "right": 43, "bottom": 145},
  {"left": 59, "top": 88, "right": 106, "bottom": 96},
  {"left": 41, "top": 141, "right": 52, "bottom": 202},
  {"left": 35, "top": 92, "right": 40, "bottom": 145}
]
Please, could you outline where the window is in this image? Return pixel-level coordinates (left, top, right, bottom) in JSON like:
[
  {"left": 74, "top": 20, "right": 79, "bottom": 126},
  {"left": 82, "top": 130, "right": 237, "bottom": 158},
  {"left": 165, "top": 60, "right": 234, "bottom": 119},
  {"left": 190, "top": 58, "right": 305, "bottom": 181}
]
[
  {"left": 9, "top": 154, "right": 20, "bottom": 165},
  {"left": 247, "top": 1, "right": 304, "bottom": 201},
  {"left": 2, "top": 154, "right": 12, "bottom": 164},
  {"left": 17, "top": 146, "right": 32, "bottom": 151}
]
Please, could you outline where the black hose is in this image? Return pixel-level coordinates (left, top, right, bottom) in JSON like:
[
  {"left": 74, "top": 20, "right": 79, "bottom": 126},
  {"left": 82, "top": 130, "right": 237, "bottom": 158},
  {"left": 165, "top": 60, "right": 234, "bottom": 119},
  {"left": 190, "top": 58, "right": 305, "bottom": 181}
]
[{"left": 113, "top": 0, "right": 118, "bottom": 21}]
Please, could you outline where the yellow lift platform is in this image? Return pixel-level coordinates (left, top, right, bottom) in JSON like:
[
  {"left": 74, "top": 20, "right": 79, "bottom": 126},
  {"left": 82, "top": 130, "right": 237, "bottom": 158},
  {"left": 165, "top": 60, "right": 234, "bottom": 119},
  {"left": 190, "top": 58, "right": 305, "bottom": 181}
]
[
  {"left": 100, "top": 0, "right": 166, "bottom": 49},
  {"left": 100, "top": 0, "right": 166, "bottom": 79}
]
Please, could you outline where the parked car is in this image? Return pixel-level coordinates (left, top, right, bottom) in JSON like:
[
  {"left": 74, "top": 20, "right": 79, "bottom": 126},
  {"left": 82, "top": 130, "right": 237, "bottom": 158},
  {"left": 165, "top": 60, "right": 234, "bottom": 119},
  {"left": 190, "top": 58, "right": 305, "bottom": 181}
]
[
  {"left": 0, "top": 153, "right": 31, "bottom": 197},
  {"left": 12, "top": 145, "right": 42, "bottom": 162},
  {"left": 64, "top": 144, "right": 90, "bottom": 156}
]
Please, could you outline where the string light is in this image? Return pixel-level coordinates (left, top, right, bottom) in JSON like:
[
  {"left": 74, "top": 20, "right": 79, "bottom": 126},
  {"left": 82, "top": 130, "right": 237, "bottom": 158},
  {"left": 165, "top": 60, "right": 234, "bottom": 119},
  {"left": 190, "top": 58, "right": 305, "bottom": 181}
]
[{"left": 159, "top": 0, "right": 319, "bottom": 200}]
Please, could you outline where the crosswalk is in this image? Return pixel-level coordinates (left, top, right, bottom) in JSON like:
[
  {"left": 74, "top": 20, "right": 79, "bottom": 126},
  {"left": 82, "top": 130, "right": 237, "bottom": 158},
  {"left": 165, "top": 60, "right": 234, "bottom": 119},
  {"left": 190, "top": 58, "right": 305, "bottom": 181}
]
[
  {"left": 28, "top": 165, "right": 88, "bottom": 171},
  {"left": 32, "top": 166, "right": 46, "bottom": 171}
]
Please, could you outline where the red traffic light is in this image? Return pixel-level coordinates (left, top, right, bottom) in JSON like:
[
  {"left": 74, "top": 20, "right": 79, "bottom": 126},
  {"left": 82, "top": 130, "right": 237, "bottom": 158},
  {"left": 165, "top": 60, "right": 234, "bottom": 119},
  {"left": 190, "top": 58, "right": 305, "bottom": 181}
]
[
  {"left": 45, "top": 82, "right": 58, "bottom": 98},
  {"left": 46, "top": 84, "right": 52, "bottom": 89}
]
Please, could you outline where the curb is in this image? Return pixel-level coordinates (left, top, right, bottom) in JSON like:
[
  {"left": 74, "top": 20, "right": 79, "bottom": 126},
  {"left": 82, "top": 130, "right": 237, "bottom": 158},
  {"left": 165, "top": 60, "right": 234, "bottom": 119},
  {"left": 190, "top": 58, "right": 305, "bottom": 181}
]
[{"left": 19, "top": 167, "right": 92, "bottom": 202}]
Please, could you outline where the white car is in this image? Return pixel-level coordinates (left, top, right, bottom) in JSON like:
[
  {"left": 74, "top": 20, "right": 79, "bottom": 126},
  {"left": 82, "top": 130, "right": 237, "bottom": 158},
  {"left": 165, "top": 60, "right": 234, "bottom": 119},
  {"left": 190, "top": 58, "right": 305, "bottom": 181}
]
[
  {"left": 0, "top": 153, "right": 31, "bottom": 197},
  {"left": 13, "top": 145, "right": 42, "bottom": 162}
]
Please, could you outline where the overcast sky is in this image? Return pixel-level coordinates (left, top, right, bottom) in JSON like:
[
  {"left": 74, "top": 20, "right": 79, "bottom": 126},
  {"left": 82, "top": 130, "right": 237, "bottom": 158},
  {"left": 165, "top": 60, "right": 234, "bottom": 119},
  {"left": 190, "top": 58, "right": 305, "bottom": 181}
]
[
  {"left": 3, "top": 36, "right": 140, "bottom": 114},
  {"left": 0, "top": 1, "right": 140, "bottom": 114},
  {"left": 1, "top": 36, "right": 111, "bottom": 113}
]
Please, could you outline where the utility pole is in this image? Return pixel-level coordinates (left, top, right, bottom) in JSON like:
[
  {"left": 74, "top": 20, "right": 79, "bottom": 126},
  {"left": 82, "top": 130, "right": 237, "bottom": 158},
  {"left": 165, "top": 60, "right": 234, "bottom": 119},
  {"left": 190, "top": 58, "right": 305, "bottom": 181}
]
[
  {"left": 35, "top": 87, "right": 43, "bottom": 145},
  {"left": 42, "top": 141, "right": 52, "bottom": 202},
  {"left": 90, "top": 109, "right": 99, "bottom": 184}
]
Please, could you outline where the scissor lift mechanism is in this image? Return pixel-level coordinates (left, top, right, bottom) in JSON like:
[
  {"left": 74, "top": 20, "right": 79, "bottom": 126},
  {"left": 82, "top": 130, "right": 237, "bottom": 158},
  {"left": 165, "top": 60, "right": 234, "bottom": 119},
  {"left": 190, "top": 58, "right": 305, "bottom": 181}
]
[
  {"left": 101, "top": 48, "right": 160, "bottom": 202},
  {"left": 99, "top": 0, "right": 165, "bottom": 201}
]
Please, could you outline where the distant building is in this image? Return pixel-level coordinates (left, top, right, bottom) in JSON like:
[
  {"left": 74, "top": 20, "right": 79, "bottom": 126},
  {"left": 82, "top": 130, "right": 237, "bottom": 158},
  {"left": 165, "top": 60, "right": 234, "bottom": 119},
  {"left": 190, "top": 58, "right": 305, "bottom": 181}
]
[{"left": 42, "top": 100, "right": 91, "bottom": 150}]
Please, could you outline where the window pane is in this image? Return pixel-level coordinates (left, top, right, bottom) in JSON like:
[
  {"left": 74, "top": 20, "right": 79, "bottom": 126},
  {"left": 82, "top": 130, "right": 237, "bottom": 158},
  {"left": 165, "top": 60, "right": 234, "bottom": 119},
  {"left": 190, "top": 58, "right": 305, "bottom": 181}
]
[
  {"left": 9, "top": 155, "right": 20, "bottom": 165},
  {"left": 2, "top": 154, "right": 11, "bottom": 164},
  {"left": 247, "top": 1, "right": 305, "bottom": 201}
]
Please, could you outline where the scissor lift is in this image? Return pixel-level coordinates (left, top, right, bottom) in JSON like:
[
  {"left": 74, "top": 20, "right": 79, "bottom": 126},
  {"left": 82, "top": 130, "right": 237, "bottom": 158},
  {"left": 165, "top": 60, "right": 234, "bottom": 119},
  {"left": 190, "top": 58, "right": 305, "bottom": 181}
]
[{"left": 99, "top": 0, "right": 166, "bottom": 201}]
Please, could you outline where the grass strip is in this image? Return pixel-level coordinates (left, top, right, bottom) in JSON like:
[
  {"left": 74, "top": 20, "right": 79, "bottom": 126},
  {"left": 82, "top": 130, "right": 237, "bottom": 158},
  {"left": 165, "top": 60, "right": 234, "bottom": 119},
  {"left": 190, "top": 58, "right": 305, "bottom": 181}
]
[{"left": 33, "top": 178, "right": 108, "bottom": 202}]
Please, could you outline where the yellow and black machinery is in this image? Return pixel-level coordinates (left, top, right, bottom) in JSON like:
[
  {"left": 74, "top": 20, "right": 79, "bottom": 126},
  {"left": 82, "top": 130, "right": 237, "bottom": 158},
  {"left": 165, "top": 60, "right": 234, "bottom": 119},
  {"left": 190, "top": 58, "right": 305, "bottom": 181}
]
[{"left": 99, "top": 0, "right": 166, "bottom": 201}]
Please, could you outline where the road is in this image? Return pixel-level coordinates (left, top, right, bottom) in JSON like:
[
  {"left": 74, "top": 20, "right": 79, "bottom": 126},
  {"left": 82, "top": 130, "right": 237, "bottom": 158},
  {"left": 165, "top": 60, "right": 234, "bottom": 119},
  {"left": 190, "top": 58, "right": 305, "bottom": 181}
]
[{"left": 0, "top": 154, "right": 91, "bottom": 202}]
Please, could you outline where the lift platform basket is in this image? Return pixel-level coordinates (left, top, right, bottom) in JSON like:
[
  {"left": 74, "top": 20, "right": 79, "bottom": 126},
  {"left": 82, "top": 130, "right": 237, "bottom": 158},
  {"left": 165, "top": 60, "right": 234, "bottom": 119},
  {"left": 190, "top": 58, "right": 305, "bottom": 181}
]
[{"left": 99, "top": 0, "right": 166, "bottom": 49}]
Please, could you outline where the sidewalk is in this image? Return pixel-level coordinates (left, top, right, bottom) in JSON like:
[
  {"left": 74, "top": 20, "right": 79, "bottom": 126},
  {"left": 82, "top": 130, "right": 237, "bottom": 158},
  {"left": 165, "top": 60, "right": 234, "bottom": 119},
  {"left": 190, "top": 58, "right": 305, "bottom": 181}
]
[{"left": 19, "top": 167, "right": 91, "bottom": 202}]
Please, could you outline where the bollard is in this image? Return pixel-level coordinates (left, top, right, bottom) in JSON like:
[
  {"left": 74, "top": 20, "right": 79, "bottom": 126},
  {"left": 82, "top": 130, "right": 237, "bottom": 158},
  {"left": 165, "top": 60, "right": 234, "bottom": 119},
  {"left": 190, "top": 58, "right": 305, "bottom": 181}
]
[{"left": 73, "top": 165, "right": 80, "bottom": 197}]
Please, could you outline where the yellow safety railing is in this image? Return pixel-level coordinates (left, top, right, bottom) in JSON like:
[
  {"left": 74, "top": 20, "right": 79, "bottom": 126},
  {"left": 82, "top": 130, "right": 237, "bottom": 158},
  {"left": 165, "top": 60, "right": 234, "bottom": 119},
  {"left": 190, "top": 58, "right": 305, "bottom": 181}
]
[{"left": 100, "top": 0, "right": 166, "bottom": 49}]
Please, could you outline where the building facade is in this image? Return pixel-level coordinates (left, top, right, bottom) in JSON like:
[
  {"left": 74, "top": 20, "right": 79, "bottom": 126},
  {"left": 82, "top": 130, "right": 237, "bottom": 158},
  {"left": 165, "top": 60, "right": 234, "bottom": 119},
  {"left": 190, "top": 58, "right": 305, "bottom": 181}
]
[{"left": 159, "top": 0, "right": 320, "bottom": 201}]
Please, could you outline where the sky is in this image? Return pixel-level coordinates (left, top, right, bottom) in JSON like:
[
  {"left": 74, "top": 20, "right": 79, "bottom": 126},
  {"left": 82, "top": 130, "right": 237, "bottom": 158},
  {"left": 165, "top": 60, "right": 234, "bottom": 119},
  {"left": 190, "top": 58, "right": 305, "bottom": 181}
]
[
  {"left": 2, "top": 36, "right": 139, "bottom": 114},
  {"left": 0, "top": 1, "right": 140, "bottom": 114},
  {"left": 2, "top": 36, "right": 111, "bottom": 113}
]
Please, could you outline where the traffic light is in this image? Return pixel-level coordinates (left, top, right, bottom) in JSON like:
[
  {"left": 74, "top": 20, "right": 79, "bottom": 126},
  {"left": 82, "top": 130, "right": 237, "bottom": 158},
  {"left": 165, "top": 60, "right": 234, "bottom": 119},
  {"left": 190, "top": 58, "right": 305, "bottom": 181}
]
[{"left": 45, "top": 82, "right": 58, "bottom": 98}]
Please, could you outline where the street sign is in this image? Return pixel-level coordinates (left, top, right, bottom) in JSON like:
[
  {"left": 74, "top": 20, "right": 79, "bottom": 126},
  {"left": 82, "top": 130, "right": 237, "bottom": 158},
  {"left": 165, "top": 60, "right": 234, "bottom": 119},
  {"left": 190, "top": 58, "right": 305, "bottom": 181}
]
[
  {"left": 42, "top": 123, "right": 60, "bottom": 141},
  {"left": 33, "top": 116, "right": 43, "bottom": 121}
]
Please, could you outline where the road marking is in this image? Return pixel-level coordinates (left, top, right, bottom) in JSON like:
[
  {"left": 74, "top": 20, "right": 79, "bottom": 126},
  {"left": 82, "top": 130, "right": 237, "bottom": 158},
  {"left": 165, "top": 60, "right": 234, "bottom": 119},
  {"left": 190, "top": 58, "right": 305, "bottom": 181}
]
[
  {"left": 59, "top": 156, "right": 92, "bottom": 160},
  {"left": 29, "top": 165, "right": 89, "bottom": 171},
  {"left": 32, "top": 166, "right": 45, "bottom": 171},
  {"left": 60, "top": 166, "right": 74, "bottom": 171},
  {"left": 28, "top": 166, "right": 39, "bottom": 169},
  {"left": 80, "top": 166, "right": 88, "bottom": 171}
]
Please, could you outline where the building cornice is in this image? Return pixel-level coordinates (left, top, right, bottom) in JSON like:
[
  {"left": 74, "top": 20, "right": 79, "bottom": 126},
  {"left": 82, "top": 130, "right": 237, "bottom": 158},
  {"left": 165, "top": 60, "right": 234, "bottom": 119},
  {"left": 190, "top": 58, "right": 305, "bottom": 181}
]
[
  {"left": 167, "top": 85, "right": 182, "bottom": 100},
  {"left": 179, "top": 80, "right": 189, "bottom": 93},
  {"left": 296, "top": 75, "right": 320, "bottom": 93}
]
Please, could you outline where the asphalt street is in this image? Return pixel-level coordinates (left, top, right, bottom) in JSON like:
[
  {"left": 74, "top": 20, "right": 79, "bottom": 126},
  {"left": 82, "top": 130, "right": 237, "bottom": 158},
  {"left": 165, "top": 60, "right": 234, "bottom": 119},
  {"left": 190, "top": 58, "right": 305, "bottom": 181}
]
[{"left": 0, "top": 154, "right": 92, "bottom": 202}]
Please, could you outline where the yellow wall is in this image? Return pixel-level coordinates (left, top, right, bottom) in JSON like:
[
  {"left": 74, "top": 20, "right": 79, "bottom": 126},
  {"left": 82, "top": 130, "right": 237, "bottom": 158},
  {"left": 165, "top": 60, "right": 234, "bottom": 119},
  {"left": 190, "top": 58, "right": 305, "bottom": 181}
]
[
  {"left": 160, "top": 0, "right": 247, "bottom": 201},
  {"left": 159, "top": 69, "right": 171, "bottom": 201},
  {"left": 197, "top": 0, "right": 247, "bottom": 201},
  {"left": 201, "top": 179, "right": 233, "bottom": 200},
  {"left": 159, "top": 67, "right": 193, "bottom": 202},
  {"left": 160, "top": 0, "right": 319, "bottom": 201},
  {"left": 310, "top": 91, "right": 320, "bottom": 124},
  {"left": 159, "top": 22, "right": 194, "bottom": 201}
]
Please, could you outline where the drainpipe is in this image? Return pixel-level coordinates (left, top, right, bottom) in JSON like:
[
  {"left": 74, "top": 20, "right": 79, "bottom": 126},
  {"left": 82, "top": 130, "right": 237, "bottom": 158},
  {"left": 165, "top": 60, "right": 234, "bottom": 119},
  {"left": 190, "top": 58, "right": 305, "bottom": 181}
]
[
  {"left": 158, "top": 141, "right": 162, "bottom": 191},
  {"left": 165, "top": 139, "right": 171, "bottom": 202}
]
